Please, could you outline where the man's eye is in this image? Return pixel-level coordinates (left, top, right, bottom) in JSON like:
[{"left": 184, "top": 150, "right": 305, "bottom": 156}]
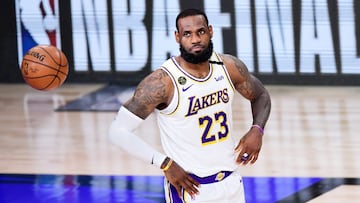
[
  {"left": 184, "top": 33, "right": 191, "bottom": 37},
  {"left": 199, "top": 30, "right": 205, "bottom": 35}
]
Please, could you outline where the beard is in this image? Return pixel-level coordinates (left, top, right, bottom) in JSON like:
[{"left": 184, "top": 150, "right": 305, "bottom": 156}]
[{"left": 179, "top": 41, "right": 213, "bottom": 64}]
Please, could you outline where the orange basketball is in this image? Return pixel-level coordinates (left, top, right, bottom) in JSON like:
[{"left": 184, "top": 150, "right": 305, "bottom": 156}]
[{"left": 21, "top": 45, "right": 69, "bottom": 91}]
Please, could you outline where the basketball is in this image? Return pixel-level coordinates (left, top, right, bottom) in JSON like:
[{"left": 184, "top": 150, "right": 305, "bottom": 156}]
[{"left": 21, "top": 45, "right": 69, "bottom": 91}]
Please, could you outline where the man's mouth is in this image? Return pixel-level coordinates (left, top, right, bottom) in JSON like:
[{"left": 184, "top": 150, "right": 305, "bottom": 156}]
[{"left": 192, "top": 45, "right": 204, "bottom": 52}]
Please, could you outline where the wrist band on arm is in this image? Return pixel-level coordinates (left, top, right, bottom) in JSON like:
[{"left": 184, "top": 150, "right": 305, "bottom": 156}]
[
  {"left": 162, "top": 158, "right": 173, "bottom": 171},
  {"left": 252, "top": 124, "right": 264, "bottom": 135}
]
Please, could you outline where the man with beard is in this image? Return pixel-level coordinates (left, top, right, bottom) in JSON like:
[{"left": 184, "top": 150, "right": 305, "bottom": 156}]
[{"left": 109, "top": 8, "right": 271, "bottom": 203}]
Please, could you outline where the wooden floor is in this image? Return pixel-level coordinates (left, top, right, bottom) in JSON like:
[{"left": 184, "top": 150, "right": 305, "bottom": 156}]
[{"left": 0, "top": 84, "right": 359, "bottom": 202}]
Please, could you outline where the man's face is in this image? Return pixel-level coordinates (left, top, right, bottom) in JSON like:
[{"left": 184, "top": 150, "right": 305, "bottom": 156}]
[{"left": 175, "top": 15, "right": 213, "bottom": 64}]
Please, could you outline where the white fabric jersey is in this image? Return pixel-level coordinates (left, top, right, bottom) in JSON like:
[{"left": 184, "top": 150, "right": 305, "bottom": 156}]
[{"left": 156, "top": 52, "right": 238, "bottom": 177}]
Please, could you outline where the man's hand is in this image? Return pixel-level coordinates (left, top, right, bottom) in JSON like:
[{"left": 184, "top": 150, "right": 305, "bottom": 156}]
[
  {"left": 234, "top": 126, "right": 263, "bottom": 165},
  {"left": 163, "top": 160, "right": 200, "bottom": 199}
]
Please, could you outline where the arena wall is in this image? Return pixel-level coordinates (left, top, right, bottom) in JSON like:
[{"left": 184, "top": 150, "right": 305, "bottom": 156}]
[{"left": 1, "top": 0, "right": 359, "bottom": 85}]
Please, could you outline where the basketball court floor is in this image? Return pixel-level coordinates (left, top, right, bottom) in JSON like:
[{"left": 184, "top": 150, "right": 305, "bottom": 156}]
[{"left": 0, "top": 84, "right": 359, "bottom": 203}]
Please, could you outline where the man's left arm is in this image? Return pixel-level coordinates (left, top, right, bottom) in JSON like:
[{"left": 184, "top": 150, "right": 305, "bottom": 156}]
[{"left": 222, "top": 54, "right": 271, "bottom": 164}]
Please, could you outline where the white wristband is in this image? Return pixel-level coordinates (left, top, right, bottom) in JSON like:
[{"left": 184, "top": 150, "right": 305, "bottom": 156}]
[{"left": 108, "top": 106, "right": 167, "bottom": 168}]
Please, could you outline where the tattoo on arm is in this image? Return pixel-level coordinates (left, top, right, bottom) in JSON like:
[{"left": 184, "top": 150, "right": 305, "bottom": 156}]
[
  {"left": 124, "top": 70, "right": 170, "bottom": 119},
  {"left": 232, "top": 57, "right": 256, "bottom": 100},
  {"left": 227, "top": 54, "right": 271, "bottom": 128}
]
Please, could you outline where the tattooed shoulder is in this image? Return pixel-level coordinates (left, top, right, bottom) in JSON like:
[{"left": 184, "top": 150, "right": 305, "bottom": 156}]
[
  {"left": 124, "top": 69, "right": 172, "bottom": 119},
  {"left": 221, "top": 54, "right": 256, "bottom": 100}
]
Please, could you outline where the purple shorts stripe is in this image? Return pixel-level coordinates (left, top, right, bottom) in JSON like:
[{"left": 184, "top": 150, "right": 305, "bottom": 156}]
[
  {"left": 189, "top": 171, "right": 233, "bottom": 184},
  {"left": 168, "top": 182, "right": 185, "bottom": 203},
  {"left": 165, "top": 171, "right": 233, "bottom": 202}
]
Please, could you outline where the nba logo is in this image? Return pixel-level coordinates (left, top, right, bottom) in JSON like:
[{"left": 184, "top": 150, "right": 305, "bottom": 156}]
[{"left": 16, "top": 0, "right": 61, "bottom": 65}]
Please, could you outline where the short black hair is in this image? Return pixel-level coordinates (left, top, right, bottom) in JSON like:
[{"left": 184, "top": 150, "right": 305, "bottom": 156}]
[{"left": 175, "top": 8, "right": 209, "bottom": 31}]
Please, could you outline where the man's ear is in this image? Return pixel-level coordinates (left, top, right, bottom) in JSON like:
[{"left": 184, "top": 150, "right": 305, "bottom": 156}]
[
  {"left": 175, "top": 30, "right": 180, "bottom": 43},
  {"left": 208, "top": 25, "right": 213, "bottom": 38}
]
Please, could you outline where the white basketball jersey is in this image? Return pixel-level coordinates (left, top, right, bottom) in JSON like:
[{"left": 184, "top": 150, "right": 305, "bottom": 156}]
[{"left": 155, "top": 52, "right": 238, "bottom": 177}]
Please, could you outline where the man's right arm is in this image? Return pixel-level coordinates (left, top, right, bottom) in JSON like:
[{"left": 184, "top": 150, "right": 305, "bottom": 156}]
[
  {"left": 108, "top": 68, "right": 200, "bottom": 197},
  {"left": 108, "top": 69, "right": 172, "bottom": 167}
]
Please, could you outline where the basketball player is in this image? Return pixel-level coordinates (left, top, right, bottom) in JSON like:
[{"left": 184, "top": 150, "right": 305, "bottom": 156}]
[{"left": 109, "top": 8, "right": 271, "bottom": 203}]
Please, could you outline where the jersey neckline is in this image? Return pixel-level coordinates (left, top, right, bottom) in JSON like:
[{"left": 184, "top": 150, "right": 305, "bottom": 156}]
[{"left": 170, "top": 56, "right": 213, "bottom": 82}]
